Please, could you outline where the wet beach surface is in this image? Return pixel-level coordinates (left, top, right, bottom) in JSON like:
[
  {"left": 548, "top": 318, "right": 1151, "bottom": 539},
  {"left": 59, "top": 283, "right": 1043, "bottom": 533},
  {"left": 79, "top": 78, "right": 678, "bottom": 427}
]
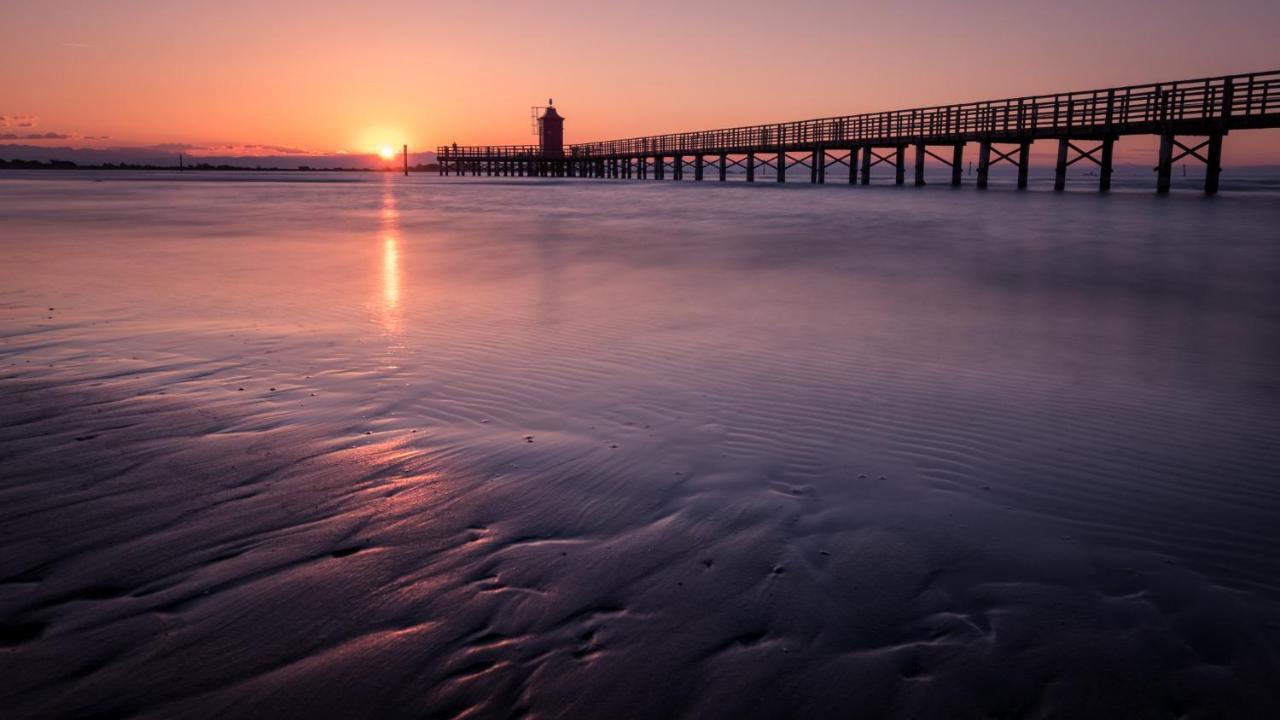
[{"left": 2, "top": 171, "right": 1280, "bottom": 718}]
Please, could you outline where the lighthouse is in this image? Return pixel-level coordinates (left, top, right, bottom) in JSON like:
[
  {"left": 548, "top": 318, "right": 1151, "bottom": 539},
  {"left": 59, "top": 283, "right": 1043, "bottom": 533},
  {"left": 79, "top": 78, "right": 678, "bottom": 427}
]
[{"left": 538, "top": 100, "right": 564, "bottom": 158}]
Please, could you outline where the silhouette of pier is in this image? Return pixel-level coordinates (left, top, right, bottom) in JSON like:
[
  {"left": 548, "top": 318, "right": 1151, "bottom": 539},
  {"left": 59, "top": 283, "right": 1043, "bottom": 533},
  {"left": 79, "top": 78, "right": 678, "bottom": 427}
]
[{"left": 439, "top": 71, "right": 1280, "bottom": 194}]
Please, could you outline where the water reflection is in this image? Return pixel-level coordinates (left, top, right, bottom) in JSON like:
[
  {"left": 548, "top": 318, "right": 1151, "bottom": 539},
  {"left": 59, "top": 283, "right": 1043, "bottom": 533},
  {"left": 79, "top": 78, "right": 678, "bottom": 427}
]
[{"left": 379, "top": 179, "right": 403, "bottom": 337}]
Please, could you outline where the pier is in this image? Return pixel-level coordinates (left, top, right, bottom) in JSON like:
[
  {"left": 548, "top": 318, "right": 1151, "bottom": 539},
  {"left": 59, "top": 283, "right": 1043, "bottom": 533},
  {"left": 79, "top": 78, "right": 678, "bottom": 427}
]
[{"left": 438, "top": 70, "right": 1280, "bottom": 194}]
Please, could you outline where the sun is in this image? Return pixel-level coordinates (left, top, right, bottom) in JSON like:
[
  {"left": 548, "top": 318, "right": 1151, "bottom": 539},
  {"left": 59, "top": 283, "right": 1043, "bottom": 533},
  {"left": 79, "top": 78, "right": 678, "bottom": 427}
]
[{"left": 379, "top": 145, "right": 396, "bottom": 160}]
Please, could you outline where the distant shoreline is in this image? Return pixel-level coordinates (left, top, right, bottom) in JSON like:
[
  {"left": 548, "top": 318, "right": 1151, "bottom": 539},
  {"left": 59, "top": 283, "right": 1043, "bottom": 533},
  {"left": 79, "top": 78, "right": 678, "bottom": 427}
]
[{"left": 0, "top": 158, "right": 440, "bottom": 172}]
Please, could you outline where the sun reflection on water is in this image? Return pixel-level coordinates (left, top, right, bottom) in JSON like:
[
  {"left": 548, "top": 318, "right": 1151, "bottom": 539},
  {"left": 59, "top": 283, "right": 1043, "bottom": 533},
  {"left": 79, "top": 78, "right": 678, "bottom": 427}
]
[{"left": 379, "top": 179, "right": 404, "bottom": 339}]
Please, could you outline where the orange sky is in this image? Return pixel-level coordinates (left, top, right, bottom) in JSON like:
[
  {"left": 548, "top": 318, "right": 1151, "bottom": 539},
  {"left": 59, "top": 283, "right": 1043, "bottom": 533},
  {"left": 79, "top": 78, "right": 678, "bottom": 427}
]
[{"left": 3, "top": 0, "right": 1279, "bottom": 162}]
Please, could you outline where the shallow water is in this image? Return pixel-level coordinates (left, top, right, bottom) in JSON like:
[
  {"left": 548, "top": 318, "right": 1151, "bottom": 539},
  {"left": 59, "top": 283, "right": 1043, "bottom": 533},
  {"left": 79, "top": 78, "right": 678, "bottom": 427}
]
[{"left": 2, "top": 171, "right": 1280, "bottom": 717}]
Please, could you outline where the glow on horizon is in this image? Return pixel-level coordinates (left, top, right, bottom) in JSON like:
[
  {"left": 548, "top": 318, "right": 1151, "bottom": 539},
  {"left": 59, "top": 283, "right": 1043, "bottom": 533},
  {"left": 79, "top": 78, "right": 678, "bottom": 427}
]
[{"left": 4, "top": 0, "right": 1280, "bottom": 163}]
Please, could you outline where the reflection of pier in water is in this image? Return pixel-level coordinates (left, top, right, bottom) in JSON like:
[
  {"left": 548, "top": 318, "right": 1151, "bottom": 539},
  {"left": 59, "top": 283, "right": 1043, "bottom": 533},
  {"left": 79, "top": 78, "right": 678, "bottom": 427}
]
[{"left": 438, "top": 70, "right": 1280, "bottom": 194}]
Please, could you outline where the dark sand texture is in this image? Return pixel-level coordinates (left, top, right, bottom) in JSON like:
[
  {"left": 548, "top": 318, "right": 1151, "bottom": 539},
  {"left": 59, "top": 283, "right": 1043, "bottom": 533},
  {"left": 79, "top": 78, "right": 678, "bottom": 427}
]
[{"left": 2, "top": 172, "right": 1280, "bottom": 718}]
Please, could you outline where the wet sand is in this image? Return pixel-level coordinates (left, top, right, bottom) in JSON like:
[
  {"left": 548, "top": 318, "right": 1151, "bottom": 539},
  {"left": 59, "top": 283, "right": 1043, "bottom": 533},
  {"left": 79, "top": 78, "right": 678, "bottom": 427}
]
[{"left": 3, "top": 172, "right": 1280, "bottom": 718}]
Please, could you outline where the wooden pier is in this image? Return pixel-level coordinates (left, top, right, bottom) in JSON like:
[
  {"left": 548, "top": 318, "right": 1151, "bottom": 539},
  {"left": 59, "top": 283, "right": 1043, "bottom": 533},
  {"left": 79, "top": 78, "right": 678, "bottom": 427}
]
[{"left": 438, "top": 71, "right": 1280, "bottom": 194}]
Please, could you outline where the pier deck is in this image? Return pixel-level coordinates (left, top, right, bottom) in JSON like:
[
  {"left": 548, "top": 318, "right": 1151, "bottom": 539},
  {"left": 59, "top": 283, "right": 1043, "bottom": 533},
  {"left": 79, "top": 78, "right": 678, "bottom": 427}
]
[{"left": 438, "top": 70, "right": 1280, "bottom": 193}]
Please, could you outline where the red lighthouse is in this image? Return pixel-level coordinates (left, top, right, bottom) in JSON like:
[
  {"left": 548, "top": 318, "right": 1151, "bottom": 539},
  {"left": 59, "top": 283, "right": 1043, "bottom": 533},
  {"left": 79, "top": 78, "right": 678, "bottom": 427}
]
[{"left": 538, "top": 100, "right": 564, "bottom": 158}]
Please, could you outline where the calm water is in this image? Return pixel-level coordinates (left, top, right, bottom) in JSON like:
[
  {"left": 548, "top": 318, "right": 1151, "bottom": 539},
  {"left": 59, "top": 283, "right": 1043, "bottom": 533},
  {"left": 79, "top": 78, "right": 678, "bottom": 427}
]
[{"left": 2, "top": 171, "right": 1280, "bottom": 716}]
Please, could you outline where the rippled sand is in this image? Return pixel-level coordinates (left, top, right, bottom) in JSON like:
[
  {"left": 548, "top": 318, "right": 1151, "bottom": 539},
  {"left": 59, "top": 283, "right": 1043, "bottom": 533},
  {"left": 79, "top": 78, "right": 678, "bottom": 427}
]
[{"left": 3, "top": 172, "right": 1280, "bottom": 718}]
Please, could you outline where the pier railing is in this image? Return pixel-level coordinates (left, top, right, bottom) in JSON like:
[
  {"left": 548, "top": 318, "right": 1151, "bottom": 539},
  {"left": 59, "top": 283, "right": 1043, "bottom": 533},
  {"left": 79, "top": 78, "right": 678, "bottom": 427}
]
[{"left": 568, "top": 71, "right": 1280, "bottom": 156}]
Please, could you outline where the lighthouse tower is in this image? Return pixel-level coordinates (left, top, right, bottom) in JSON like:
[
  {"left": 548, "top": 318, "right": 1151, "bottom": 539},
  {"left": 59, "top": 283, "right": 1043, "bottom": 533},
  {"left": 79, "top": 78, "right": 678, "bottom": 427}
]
[{"left": 538, "top": 100, "right": 564, "bottom": 158}]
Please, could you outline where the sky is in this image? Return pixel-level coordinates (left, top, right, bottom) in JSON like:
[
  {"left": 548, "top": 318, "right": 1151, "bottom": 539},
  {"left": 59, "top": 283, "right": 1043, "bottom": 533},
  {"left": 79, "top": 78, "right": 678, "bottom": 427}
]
[{"left": 3, "top": 0, "right": 1280, "bottom": 164}]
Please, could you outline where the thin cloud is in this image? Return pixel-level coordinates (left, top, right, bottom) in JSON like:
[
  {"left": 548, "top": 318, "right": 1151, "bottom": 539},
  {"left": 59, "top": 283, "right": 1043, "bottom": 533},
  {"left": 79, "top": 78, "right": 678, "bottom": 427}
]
[
  {"left": 0, "top": 132, "right": 71, "bottom": 140},
  {"left": 0, "top": 115, "right": 39, "bottom": 128}
]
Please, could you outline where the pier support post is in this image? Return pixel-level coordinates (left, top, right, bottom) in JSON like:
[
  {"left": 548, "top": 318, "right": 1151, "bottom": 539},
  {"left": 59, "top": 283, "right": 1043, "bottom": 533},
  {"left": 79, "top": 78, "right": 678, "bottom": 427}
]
[
  {"left": 848, "top": 148, "right": 858, "bottom": 184},
  {"left": 719, "top": 153, "right": 727, "bottom": 181},
  {"left": 894, "top": 146, "right": 905, "bottom": 185},
  {"left": 1205, "top": 133, "right": 1223, "bottom": 195},
  {"left": 977, "top": 141, "right": 992, "bottom": 189},
  {"left": 1099, "top": 138, "right": 1114, "bottom": 192},
  {"left": 777, "top": 151, "right": 786, "bottom": 183},
  {"left": 1054, "top": 139, "right": 1069, "bottom": 191},
  {"left": 817, "top": 148, "right": 826, "bottom": 183},
  {"left": 1017, "top": 141, "right": 1030, "bottom": 189},
  {"left": 1156, "top": 132, "right": 1173, "bottom": 193},
  {"left": 951, "top": 144, "right": 964, "bottom": 186},
  {"left": 860, "top": 146, "right": 871, "bottom": 185},
  {"left": 747, "top": 152, "right": 756, "bottom": 182},
  {"left": 914, "top": 142, "right": 926, "bottom": 186},
  {"left": 674, "top": 155, "right": 683, "bottom": 180},
  {"left": 695, "top": 155, "right": 704, "bottom": 181}
]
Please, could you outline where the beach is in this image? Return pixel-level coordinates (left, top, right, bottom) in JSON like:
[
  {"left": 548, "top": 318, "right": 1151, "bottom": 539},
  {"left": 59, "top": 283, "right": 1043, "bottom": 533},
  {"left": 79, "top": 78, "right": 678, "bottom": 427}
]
[{"left": 3, "top": 171, "right": 1280, "bottom": 718}]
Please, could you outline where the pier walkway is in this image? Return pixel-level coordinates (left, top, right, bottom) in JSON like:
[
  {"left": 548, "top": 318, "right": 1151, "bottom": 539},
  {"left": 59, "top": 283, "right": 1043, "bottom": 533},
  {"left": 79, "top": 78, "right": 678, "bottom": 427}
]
[{"left": 438, "top": 71, "right": 1280, "bottom": 193}]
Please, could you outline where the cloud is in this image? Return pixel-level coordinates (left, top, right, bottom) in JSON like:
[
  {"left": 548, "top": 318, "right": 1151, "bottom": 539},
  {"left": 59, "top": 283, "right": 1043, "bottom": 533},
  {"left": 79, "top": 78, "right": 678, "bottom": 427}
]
[
  {"left": 83, "top": 135, "right": 110, "bottom": 140},
  {"left": 0, "top": 115, "right": 39, "bottom": 128},
  {"left": 0, "top": 132, "right": 71, "bottom": 140}
]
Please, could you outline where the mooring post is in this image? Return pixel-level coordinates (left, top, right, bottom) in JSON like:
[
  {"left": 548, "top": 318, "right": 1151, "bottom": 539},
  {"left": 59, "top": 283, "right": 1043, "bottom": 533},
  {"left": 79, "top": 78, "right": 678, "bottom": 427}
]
[
  {"left": 1016, "top": 141, "right": 1030, "bottom": 189},
  {"left": 847, "top": 147, "right": 858, "bottom": 184},
  {"left": 951, "top": 144, "right": 964, "bottom": 186},
  {"left": 719, "top": 153, "right": 727, "bottom": 181},
  {"left": 746, "top": 152, "right": 756, "bottom": 182},
  {"left": 777, "top": 150, "right": 786, "bottom": 183},
  {"left": 1156, "top": 132, "right": 1173, "bottom": 193},
  {"left": 914, "top": 142, "right": 926, "bottom": 186},
  {"left": 1054, "top": 139, "right": 1069, "bottom": 191},
  {"left": 860, "top": 146, "right": 871, "bottom": 185},
  {"left": 977, "top": 141, "right": 992, "bottom": 189},
  {"left": 1205, "top": 133, "right": 1223, "bottom": 195},
  {"left": 1099, "top": 138, "right": 1114, "bottom": 192}
]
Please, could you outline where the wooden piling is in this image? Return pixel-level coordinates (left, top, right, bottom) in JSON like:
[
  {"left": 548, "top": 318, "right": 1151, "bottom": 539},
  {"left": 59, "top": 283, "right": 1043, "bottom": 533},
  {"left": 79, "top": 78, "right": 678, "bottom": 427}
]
[
  {"left": 1099, "top": 138, "right": 1114, "bottom": 192},
  {"left": 1156, "top": 132, "right": 1173, "bottom": 193},
  {"left": 977, "top": 141, "right": 992, "bottom": 189},
  {"left": 848, "top": 147, "right": 858, "bottom": 184},
  {"left": 719, "top": 153, "right": 727, "bottom": 181},
  {"left": 1205, "top": 133, "right": 1223, "bottom": 194},
  {"left": 894, "top": 145, "right": 905, "bottom": 185},
  {"left": 1016, "top": 141, "right": 1030, "bottom": 189},
  {"left": 914, "top": 142, "right": 926, "bottom": 186},
  {"left": 860, "top": 147, "right": 871, "bottom": 185},
  {"left": 1054, "top": 139, "right": 1069, "bottom": 191},
  {"left": 951, "top": 144, "right": 964, "bottom": 186}
]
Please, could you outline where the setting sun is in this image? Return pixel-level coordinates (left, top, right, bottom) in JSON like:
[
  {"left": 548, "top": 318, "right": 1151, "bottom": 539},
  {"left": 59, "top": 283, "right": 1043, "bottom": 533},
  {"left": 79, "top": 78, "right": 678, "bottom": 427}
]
[{"left": 379, "top": 146, "right": 396, "bottom": 160}]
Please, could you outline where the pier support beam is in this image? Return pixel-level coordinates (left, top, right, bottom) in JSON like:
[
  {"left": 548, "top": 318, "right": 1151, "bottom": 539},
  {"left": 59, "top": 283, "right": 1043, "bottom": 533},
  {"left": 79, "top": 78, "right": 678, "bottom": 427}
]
[
  {"left": 674, "top": 155, "right": 683, "bottom": 181},
  {"left": 1205, "top": 133, "right": 1223, "bottom": 195},
  {"left": 719, "top": 153, "right": 727, "bottom": 181},
  {"left": 1016, "top": 142, "right": 1030, "bottom": 189},
  {"left": 695, "top": 155, "right": 704, "bottom": 181},
  {"left": 1156, "top": 132, "right": 1173, "bottom": 193},
  {"left": 894, "top": 146, "right": 905, "bottom": 185},
  {"left": 1099, "top": 138, "right": 1114, "bottom": 192},
  {"left": 848, "top": 147, "right": 859, "bottom": 184},
  {"left": 1054, "top": 139, "right": 1069, "bottom": 191},
  {"left": 860, "top": 147, "right": 871, "bottom": 185},
  {"left": 977, "top": 141, "right": 992, "bottom": 189},
  {"left": 777, "top": 151, "right": 786, "bottom": 183},
  {"left": 746, "top": 152, "right": 756, "bottom": 182},
  {"left": 914, "top": 142, "right": 926, "bottom": 186},
  {"left": 951, "top": 144, "right": 964, "bottom": 186},
  {"left": 817, "top": 148, "right": 826, "bottom": 183}
]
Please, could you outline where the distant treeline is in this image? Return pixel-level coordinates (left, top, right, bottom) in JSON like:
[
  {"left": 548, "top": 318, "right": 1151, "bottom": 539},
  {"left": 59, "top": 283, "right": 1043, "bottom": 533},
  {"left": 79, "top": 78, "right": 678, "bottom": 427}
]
[{"left": 1, "top": 158, "right": 441, "bottom": 172}]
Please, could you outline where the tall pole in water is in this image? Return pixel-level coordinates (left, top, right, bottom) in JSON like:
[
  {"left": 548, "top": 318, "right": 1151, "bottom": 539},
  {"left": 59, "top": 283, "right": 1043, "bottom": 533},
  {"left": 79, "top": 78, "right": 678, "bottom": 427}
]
[{"left": 403, "top": 145, "right": 408, "bottom": 176}]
